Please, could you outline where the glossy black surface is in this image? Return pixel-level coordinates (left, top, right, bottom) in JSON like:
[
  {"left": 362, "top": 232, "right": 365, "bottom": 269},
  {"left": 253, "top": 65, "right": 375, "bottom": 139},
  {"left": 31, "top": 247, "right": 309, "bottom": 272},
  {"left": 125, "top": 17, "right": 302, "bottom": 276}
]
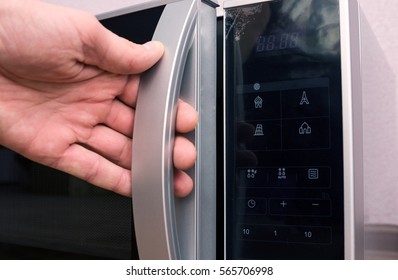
[
  {"left": 225, "top": 0, "right": 344, "bottom": 259},
  {"left": 0, "top": 6, "right": 164, "bottom": 260}
]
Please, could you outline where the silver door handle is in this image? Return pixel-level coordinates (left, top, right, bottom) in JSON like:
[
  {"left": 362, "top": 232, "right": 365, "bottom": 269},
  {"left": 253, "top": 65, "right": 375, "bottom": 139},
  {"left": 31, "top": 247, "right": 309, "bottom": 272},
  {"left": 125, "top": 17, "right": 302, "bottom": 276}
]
[{"left": 131, "top": 0, "right": 198, "bottom": 260}]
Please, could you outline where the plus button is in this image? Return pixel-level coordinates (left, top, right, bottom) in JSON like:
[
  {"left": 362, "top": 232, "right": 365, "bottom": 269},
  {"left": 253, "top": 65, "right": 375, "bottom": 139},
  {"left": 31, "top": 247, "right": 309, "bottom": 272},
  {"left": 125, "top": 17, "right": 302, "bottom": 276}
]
[{"left": 280, "top": 201, "right": 288, "bottom": 208}]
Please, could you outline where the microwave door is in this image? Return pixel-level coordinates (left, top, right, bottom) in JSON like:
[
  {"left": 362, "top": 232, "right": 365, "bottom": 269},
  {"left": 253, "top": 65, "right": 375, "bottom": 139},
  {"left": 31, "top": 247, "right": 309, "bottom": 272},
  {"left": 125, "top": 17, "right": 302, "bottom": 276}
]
[{"left": 130, "top": 0, "right": 217, "bottom": 260}]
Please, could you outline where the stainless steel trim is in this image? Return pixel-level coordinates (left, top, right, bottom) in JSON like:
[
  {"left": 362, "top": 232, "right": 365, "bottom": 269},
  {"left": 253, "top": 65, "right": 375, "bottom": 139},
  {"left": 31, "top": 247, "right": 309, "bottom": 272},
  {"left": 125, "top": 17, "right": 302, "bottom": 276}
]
[
  {"left": 131, "top": 0, "right": 198, "bottom": 260},
  {"left": 131, "top": 0, "right": 217, "bottom": 260},
  {"left": 222, "top": 1, "right": 228, "bottom": 260},
  {"left": 340, "top": 0, "right": 364, "bottom": 260},
  {"left": 96, "top": 0, "right": 217, "bottom": 20},
  {"left": 195, "top": 0, "right": 217, "bottom": 260}
]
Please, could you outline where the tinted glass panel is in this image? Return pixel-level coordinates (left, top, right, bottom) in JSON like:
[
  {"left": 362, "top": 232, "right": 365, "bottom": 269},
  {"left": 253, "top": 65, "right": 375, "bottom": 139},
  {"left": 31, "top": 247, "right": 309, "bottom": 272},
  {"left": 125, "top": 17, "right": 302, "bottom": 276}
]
[
  {"left": 225, "top": 0, "right": 344, "bottom": 259},
  {"left": 0, "top": 6, "right": 164, "bottom": 260}
]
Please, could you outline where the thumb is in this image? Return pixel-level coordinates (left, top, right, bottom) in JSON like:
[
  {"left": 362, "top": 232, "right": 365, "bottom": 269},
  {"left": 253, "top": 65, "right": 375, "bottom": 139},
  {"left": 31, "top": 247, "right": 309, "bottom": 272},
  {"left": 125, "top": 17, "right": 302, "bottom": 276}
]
[{"left": 83, "top": 23, "right": 164, "bottom": 74}]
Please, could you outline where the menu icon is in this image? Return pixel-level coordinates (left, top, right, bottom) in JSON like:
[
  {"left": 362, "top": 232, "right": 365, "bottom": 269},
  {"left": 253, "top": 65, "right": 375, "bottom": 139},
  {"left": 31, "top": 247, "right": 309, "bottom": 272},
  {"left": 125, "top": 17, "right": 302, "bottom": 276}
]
[{"left": 308, "top": 168, "right": 319, "bottom": 180}]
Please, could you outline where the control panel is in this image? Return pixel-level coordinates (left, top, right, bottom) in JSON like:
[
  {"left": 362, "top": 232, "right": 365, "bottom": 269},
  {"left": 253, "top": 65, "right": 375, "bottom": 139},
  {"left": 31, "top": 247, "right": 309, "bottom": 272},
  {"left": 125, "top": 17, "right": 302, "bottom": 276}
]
[{"left": 224, "top": 0, "right": 361, "bottom": 259}]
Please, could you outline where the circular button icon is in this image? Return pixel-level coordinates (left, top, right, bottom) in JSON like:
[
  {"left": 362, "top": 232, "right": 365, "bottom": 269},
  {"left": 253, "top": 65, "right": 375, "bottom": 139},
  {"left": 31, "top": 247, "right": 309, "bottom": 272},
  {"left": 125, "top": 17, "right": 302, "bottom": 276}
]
[{"left": 247, "top": 199, "right": 256, "bottom": 209}]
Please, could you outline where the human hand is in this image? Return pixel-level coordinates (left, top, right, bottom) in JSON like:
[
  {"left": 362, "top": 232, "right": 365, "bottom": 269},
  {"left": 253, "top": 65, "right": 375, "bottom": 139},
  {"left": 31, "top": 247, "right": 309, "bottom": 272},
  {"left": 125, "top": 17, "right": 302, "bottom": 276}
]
[{"left": 0, "top": 0, "right": 198, "bottom": 197}]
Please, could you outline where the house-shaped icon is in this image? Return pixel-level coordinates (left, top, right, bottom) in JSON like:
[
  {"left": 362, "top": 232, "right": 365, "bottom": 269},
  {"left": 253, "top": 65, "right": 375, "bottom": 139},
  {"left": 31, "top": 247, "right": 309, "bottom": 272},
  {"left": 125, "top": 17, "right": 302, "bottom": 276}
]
[
  {"left": 254, "top": 96, "right": 263, "bottom": 109},
  {"left": 299, "top": 122, "right": 312, "bottom": 135}
]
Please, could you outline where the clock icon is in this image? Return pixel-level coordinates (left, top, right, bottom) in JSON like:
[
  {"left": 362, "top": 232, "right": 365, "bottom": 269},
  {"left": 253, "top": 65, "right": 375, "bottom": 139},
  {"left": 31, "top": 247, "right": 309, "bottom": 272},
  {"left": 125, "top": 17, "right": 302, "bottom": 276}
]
[{"left": 247, "top": 199, "right": 256, "bottom": 209}]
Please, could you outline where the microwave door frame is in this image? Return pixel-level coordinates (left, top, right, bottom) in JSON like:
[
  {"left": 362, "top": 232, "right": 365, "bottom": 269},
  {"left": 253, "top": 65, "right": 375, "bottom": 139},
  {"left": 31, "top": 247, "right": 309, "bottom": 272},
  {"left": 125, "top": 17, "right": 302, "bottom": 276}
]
[{"left": 131, "top": 0, "right": 217, "bottom": 260}]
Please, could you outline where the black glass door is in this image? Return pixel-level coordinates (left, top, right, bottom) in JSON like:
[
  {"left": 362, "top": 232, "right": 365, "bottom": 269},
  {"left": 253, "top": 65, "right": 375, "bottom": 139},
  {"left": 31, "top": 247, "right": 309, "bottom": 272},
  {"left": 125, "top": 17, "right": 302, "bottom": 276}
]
[{"left": 225, "top": 0, "right": 344, "bottom": 259}]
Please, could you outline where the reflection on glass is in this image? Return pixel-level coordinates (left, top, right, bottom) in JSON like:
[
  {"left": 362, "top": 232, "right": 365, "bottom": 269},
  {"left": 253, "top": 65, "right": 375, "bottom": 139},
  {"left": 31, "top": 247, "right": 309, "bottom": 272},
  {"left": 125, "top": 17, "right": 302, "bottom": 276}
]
[
  {"left": 225, "top": 0, "right": 344, "bottom": 259},
  {"left": 0, "top": 146, "right": 132, "bottom": 259},
  {"left": 226, "top": 0, "right": 340, "bottom": 63}
]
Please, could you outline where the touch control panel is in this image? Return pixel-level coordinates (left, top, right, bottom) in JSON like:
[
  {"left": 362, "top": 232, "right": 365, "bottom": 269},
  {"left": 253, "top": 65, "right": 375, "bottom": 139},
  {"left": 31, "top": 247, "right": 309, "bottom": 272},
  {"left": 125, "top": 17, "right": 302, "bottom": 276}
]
[{"left": 224, "top": 0, "right": 360, "bottom": 259}]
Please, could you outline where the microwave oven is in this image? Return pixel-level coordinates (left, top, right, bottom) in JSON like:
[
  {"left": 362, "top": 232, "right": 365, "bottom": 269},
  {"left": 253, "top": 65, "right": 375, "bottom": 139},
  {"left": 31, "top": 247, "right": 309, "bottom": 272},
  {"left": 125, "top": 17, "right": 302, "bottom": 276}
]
[{"left": 0, "top": 0, "right": 362, "bottom": 260}]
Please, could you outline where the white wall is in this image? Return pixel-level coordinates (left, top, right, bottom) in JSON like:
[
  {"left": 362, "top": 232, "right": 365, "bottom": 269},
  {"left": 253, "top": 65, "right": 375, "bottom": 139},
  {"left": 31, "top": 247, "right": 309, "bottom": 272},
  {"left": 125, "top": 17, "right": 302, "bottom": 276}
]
[
  {"left": 358, "top": 0, "right": 398, "bottom": 225},
  {"left": 42, "top": 0, "right": 398, "bottom": 226}
]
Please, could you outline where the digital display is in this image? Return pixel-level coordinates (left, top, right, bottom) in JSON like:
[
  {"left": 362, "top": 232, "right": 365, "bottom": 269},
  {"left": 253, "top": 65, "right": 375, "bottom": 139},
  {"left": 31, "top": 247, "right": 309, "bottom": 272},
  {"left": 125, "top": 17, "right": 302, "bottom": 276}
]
[
  {"left": 256, "top": 32, "right": 301, "bottom": 52},
  {"left": 225, "top": 0, "right": 344, "bottom": 260}
]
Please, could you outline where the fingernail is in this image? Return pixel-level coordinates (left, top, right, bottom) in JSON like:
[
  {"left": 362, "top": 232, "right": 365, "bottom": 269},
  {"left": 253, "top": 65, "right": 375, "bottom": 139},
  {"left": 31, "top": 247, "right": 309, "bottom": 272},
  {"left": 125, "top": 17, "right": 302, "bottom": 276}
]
[{"left": 143, "top": 41, "right": 164, "bottom": 51}]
